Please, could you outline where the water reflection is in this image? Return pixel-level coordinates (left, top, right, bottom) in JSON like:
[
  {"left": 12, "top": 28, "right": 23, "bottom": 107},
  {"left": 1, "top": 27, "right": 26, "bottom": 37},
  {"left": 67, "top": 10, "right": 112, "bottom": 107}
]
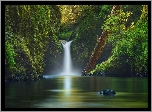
[
  {"left": 63, "top": 76, "right": 71, "bottom": 96},
  {"left": 5, "top": 76, "right": 148, "bottom": 108}
]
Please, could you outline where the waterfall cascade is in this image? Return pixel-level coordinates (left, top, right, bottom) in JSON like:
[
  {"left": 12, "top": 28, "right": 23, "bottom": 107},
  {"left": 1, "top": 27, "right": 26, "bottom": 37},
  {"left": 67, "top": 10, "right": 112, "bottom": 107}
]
[{"left": 60, "top": 41, "right": 74, "bottom": 75}]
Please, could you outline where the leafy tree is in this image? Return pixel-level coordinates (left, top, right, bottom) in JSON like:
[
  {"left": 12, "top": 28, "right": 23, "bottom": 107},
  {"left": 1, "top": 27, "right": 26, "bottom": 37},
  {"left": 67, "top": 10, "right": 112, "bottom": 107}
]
[
  {"left": 82, "top": 5, "right": 122, "bottom": 75},
  {"left": 70, "top": 5, "right": 113, "bottom": 68},
  {"left": 90, "top": 5, "right": 148, "bottom": 77},
  {"left": 5, "top": 5, "right": 62, "bottom": 79}
]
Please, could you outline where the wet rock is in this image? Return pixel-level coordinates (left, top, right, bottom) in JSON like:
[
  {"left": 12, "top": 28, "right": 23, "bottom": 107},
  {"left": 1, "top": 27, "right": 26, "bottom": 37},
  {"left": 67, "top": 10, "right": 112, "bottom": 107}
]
[
  {"left": 5, "top": 74, "right": 42, "bottom": 82},
  {"left": 98, "top": 89, "right": 116, "bottom": 95}
]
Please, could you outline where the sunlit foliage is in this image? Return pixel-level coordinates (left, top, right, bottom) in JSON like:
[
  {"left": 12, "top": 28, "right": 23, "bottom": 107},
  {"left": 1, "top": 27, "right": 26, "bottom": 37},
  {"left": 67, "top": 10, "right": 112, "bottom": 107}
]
[
  {"left": 5, "top": 5, "right": 61, "bottom": 77},
  {"left": 71, "top": 5, "right": 113, "bottom": 67},
  {"left": 91, "top": 5, "right": 148, "bottom": 76},
  {"left": 5, "top": 5, "right": 148, "bottom": 78}
]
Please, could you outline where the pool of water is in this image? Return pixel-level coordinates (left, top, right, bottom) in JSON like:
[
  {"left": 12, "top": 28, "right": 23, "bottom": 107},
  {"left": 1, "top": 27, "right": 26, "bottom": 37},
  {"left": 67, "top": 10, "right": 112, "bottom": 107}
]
[{"left": 5, "top": 76, "right": 148, "bottom": 108}]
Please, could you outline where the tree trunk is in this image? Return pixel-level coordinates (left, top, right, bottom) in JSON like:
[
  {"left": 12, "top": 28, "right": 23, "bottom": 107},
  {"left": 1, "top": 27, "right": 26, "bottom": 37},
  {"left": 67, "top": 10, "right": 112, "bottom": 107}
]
[{"left": 82, "top": 5, "right": 122, "bottom": 75}]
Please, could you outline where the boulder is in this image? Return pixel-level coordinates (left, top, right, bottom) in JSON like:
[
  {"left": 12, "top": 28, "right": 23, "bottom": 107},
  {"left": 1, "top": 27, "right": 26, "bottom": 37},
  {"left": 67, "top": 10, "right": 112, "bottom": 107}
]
[{"left": 98, "top": 89, "right": 116, "bottom": 95}]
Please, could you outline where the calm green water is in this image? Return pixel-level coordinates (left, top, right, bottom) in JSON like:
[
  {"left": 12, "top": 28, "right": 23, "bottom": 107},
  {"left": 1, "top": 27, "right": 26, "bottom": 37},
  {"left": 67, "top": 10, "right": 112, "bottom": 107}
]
[{"left": 5, "top": 76, "right": 148, "bottom": 108}]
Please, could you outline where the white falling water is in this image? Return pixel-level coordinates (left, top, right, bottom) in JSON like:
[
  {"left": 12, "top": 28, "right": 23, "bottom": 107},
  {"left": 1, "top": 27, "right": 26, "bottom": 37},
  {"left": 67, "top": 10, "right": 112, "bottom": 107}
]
[{"left": 61, "top": 41, "right": 74, "bottom": 75}]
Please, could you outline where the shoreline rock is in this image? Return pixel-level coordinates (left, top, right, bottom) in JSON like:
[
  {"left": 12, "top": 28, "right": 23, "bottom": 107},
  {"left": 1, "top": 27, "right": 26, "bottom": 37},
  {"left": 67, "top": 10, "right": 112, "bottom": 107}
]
[
  {"left": 81, "top": 72, "right": 148, "bottom": 77},
  {"left": 5, "top": 74, "right": 43, "bottom": 82}
]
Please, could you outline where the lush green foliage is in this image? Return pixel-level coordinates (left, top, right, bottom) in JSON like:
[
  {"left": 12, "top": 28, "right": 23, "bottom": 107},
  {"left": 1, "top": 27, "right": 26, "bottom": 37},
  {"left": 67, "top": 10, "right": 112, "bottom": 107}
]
[
  {"left": 90, "top": 5, "right": 148, "bottom": 76},
  {"left": 5, "top": 5, "right": 148, "bottom": 78},
  {"left": 5, "top": 40, "right": 16, "bottom": 68},
  {"left": 5, "top": 5, "right": 62, "bottom": 77},
  {"left": 71, "top": 5, "right": 113, "bottom": 67}
]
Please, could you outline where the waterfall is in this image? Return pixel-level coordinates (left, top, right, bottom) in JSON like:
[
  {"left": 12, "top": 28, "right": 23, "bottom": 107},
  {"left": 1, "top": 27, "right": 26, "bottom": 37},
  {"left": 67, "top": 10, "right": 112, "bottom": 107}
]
[{"left": 61, "top": 41, "right": 74, "bottom": 75}]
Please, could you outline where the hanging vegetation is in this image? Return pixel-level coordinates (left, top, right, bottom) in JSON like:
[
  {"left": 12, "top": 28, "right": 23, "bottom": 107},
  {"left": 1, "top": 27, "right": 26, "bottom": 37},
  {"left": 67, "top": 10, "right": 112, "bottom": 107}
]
[{"left": 5, "top": 5, "right": 148, "bottom": 81}]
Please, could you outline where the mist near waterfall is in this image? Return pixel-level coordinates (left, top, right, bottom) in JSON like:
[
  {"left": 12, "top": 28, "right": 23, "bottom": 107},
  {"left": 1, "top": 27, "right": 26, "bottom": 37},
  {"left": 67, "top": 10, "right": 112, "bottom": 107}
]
[{"left": 43, "top": 40, "right": 81, "bottom": 78}]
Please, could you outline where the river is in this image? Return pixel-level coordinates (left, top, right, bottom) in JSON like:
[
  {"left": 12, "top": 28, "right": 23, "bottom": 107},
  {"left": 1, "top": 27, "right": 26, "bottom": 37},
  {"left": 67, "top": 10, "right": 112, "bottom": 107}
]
[{"left": 5, "top": 76, "right": 148, "bottom": 108}]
